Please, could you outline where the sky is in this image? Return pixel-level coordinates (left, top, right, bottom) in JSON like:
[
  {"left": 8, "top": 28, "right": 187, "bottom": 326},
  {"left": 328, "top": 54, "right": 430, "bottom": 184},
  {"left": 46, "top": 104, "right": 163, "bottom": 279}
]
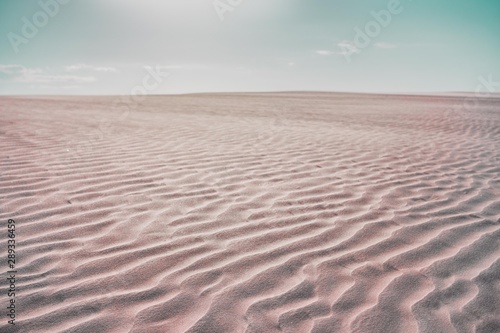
[{"left": 0, "top": 0, "right": 499, "bottom": 95}]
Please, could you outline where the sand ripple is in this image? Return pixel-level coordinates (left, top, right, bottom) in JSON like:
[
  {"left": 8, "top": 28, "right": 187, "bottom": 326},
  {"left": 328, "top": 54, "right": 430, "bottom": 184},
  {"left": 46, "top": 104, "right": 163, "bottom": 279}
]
[{"left": 0, "top": 93, "right": 499, "bottom": 332}]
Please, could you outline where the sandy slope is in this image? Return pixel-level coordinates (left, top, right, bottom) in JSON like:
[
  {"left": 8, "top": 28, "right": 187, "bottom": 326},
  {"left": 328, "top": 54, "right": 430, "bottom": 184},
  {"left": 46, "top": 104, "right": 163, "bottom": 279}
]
[{"left": 0, "top": 92, "right": 499, "bottom": 333}]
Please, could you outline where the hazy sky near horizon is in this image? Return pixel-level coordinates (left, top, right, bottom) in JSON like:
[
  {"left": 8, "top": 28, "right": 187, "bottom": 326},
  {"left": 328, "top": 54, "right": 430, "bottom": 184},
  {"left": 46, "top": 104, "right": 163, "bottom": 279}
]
[{"left": 0, "top": 0, "right": 499, "bottom": 95}]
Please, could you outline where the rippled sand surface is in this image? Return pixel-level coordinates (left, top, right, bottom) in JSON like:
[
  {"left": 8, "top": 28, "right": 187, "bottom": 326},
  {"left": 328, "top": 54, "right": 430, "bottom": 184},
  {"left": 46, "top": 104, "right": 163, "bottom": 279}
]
[{"left": 1, "top": 93, "right": 499, "bottom": 333}]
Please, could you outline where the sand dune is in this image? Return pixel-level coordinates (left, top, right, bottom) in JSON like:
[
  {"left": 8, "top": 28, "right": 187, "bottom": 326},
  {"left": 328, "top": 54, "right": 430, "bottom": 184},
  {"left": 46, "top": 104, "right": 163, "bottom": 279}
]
[{"left": 0, "top": 92, "right": 499, "bottom": 333}]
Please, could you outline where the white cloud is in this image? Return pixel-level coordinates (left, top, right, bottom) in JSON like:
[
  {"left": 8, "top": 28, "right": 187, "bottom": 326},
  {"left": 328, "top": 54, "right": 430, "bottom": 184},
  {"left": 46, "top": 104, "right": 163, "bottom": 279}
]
[
  {"left": 314, "top": 41, "right": 362, "bottom": 58},
  {"left": 0, "top": 64, "right": 96, "bottom": 83},
  {"left": 36, "top": 84, "right": 81, "bottom": 90},
  {"left": 65, "top": 63, "right": 118, "bottom": 72},
  {"left": 21, "top": 74, "right": 96, "bottom": 84},
  {"left": 157, "top": 65, "right": 183, "bottom": 70},
  {"left": 336, "top": 41, "right": 360, "bottom": 56},
  {"left": 315, "top": 50, "right": 335, "bottom": 56},
  {"left": 0, "top": 64, "right": 20, "bottom": 71}
]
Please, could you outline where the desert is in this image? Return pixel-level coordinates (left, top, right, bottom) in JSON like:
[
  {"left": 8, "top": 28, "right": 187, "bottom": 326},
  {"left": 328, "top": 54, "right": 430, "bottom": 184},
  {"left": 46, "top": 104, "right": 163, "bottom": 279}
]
[{"left": 1, "top": 92, "right": 499, "bottom": 332}]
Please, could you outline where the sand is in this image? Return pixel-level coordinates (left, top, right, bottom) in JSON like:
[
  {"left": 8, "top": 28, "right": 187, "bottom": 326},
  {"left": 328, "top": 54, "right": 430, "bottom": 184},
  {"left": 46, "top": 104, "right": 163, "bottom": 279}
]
[{"left": 0, "top": 92, "right": 499, "bottom": 333}]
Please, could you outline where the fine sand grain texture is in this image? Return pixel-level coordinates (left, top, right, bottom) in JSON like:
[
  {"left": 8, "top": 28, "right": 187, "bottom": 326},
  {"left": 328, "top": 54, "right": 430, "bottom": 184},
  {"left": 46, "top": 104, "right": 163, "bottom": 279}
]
[{"left": 0, "top": 92, "right": 499, "bottom": 333}]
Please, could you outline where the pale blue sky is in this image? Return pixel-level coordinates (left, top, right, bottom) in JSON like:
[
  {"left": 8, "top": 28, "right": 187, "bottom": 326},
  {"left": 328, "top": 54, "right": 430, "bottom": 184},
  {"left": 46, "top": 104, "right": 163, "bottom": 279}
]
[{"left": 0, "top": 0, "right": 499, "bottom": 95}]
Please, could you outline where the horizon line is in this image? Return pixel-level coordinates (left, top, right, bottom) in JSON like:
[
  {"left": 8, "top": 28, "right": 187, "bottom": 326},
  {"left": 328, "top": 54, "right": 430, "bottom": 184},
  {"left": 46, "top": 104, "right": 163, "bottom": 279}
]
[{"left": 2, "top": 90, "right": 500, "bottom": 99}]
